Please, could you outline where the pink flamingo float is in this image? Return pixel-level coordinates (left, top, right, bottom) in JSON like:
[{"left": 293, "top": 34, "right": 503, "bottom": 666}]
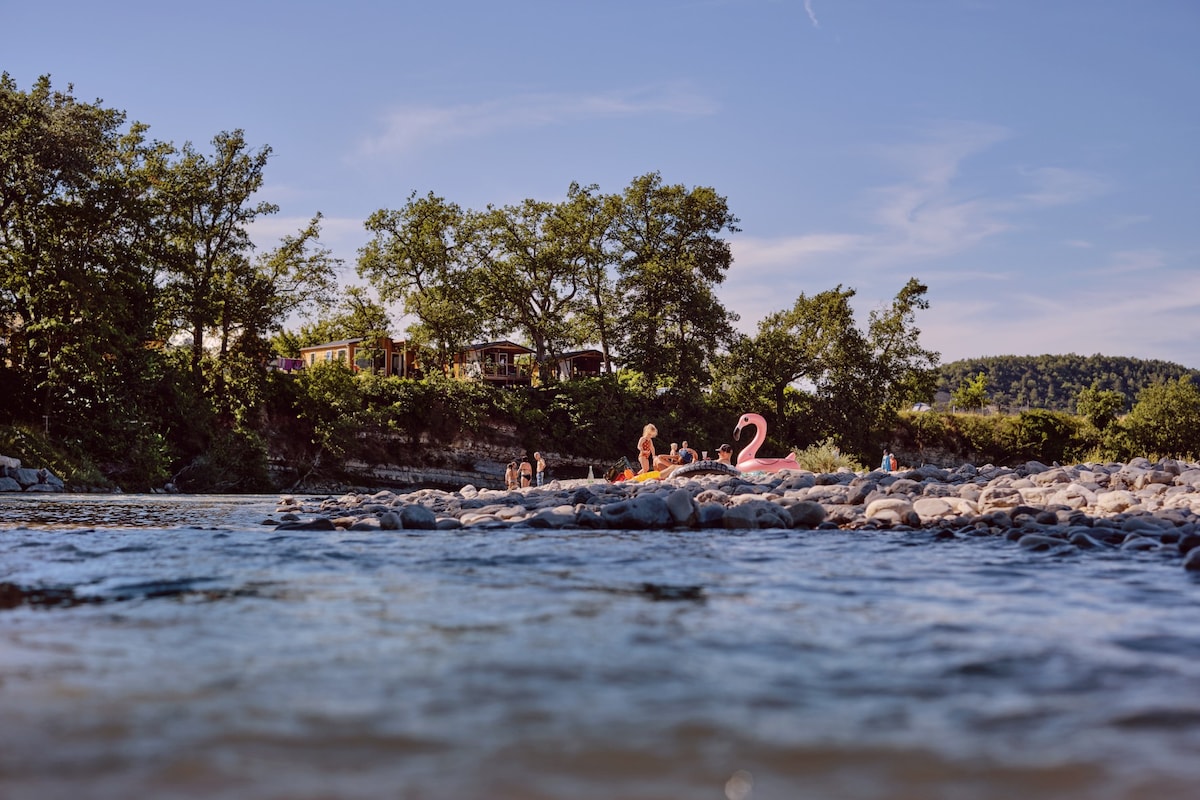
[{"left": 733, "top": 412, "right": 800, "bottom": 473}]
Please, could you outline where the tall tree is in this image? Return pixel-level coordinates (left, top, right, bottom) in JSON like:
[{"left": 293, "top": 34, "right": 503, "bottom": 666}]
[
  {"left": 1120, "top": 377, "right": 1200, "bottom": 459},
  {"left": 214, "top": 214, "right": 342, "bottom": 424},
  {"left": 612, "top": 172, "right": 740, "bottom": 392},
  {"left": 155, "top": 129, "right": 276, "bottom": 384},
  {"left": 359, "top": 192, "right": 490, "bottom": 370},
  {"left": 715, "top": 279, "right": 938, "bottom": 457},
  {"left": 0, "top": 73, "right": 165, "bottom": 440},
  {"left": 473, "top": 196, "right": 586, "bottom": 379},
  {"left": 717, "top": 286, "right": 860, "bottom": 423},
  {"left": 550, "top": 182, "right": 620, "bottom": 375}
]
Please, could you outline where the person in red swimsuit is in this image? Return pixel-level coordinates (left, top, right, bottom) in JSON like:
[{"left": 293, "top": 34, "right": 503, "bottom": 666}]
[{"left": 637, "top": 423, "right": 658, "bottom": 474}]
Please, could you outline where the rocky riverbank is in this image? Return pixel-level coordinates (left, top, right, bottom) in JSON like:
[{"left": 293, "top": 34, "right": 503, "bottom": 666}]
[
  {"left": 273, "top": 456, "right": 1200, "bottom": 572},
  {"left": 0, "top": 456, "right": 64, "bottom": 493}
]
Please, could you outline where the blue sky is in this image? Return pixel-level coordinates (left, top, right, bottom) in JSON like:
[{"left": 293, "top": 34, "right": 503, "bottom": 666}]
[{"left": 6, "top": 0, "right": 1199, "bottom": 367}]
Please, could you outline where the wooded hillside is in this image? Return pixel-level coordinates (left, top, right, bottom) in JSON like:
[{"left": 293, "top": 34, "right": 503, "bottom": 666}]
[{"left": 938, "top": 354, "right": 1200, "bottom": 413}]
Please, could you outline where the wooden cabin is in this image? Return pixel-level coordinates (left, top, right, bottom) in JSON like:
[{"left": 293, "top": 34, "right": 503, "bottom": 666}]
[
  {"left": 451, "top": 340, "right": 534, "bottom": 387},
  {"left": 552, "top": 349, "right": 606, "bottom": 381},
  {"left": 297, "top": 337, "right": 420, "bottom": 378}
]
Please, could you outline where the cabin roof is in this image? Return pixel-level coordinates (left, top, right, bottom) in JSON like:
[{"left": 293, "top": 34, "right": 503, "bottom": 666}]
[
  {"left": 464, "top": 340, "right": 534, "bottom": 354},
  {"left": 299, "top": 338, "right": 367, "bottom": 349}
]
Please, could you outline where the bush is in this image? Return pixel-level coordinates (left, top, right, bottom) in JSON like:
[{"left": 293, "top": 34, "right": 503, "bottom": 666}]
[
  {"left": 793, "top": 438, "right": 865, "bottom": 473},
  {"left": 1118, "top": 377, "right": 1200, "bottom": 460}
]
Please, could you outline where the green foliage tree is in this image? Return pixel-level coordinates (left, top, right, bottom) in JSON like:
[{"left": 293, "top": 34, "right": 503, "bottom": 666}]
[
  {"left": 155, "top": 129, "right": 277, "bottom": 384},
  {"left": 715, "top": 279, "right": 937, "bottom": 460},
  {"left": 612, "top": 172, "right": 740, "bottom": 393},
  {"left": 716, "top": 285, "right": 858, "bottom": 424},
  {"left": 1075, "top": 382, "right": 1125, "bottom": 430},
  {"left": 359, "top": 192, "right": 491, "bottom": 371},
  {"left": 1119, "top": 377, "right": 1200, "bottom": 459},
  {"left": 553, "top": 182, "right": 620, "bottom": 374},
  {"left": 952, "top": 372, "right": 989, "bottom": 411},
  {"left": 0, "top": 73, "right": 167, "bottom": 458},
  {"left": 473, "top": 196, "right": 586, "bottom": 379}
]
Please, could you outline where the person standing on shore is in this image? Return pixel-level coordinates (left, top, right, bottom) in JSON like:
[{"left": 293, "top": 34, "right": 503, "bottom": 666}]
[
  {"left": 505, "top": 461, "right": 520, "bottom": 490},
  {"left": 637, "top": 424, "right": 658, "bottom": 474},
  {"left": 535, "top": 452, "right": 547, "bottom": 486},
  {"left": 519, "top": 457, "right": 533, "bottom": 488}
]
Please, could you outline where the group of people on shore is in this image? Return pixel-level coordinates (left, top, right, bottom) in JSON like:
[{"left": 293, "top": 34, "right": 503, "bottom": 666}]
[
  {"left": 505, "top": 452, "right": 547, "bottom": 490},
  {"left": 636, "top": 423, "right": 734, "bottom": 478},
  {"left": 506, "top": 428, "right": 901, "bottom": 489}
]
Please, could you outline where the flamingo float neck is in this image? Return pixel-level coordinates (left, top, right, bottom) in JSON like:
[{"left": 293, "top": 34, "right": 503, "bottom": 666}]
[{"left": 734, "top": 412, "right": 768, "bottom": 464}]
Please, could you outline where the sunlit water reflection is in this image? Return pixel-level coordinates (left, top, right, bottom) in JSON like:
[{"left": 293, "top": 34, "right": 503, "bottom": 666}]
[{"left": 2, "top": 494, "right": 1199, "bottom": 799}]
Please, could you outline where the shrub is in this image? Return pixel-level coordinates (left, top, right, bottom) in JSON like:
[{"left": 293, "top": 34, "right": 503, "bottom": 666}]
[{"left": 793, "top": 438, "right": 865, "bottom": 473}]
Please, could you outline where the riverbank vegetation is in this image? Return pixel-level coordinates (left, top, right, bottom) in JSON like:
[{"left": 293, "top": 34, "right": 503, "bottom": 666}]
[{"left": 3, "top": 74, "right": 1198, "bottom": 491}]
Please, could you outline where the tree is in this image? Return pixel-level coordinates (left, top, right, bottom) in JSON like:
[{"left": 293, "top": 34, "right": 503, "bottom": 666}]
[
  {"left": 552, "top": 182, "right": 620, "bottom": 374},
  {"left": 1120, "top": 377, "right": 1200, "bottom": 459},
  {"left": 612, "top": 173, "right": 740, "bottom": 392},
  {"left": 715, "top": 279, "right": 938, "bottom": 458},
  {"left": 717, "top": 286, "right": 859, "bottom": 423},
  {"left": 220, "top": 213, "right": 340, "bottom": 360},
  {"left": 212, "top": 214, "right": 342, "bottom": 425},
  {"left": 155, "top": 129, "right": 277, "bottom": 384},
  {"left": 358, "top": 192, "right": 490, "bottom": 370},
  {"left": 953, "top": 372, "right": 989, "bottom": 412},
  {"left": 0, "top": 73, "right": 165, "bottom": 445},
  {"left": 853, "top": 278, "right": 940, "bottom": 432},
  {"left": 473, "top": 196, "right": 586, "bottom": 380},
  {"left": 1075, "top": 382, "right": 1125, "bottom": 430}
]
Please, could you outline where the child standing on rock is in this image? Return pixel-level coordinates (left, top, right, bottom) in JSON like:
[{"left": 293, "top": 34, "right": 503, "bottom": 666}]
[{"left": 637, "top": 424, "right": 658, "bottom": 474}]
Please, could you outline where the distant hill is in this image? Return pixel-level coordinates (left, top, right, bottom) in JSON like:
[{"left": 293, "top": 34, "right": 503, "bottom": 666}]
[{"left": 936, "top": 354, "right": 1200, "bottom": 414}]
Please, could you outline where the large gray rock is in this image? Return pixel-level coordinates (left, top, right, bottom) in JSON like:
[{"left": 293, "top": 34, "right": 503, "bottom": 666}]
[
  {"left": 786, "top": 500, "right": 827, "bottom": 528},
  {"left": 723, "top": 500, "right": 791, "bottom": 529},
  {"left": 665, "top": 489, "right": 698, "bottom": 527},
  {"left": 0, "top": 476, "right": 21, "bottom": 492},
  {"left": 601, "top": 494, "right": 672, "bottom": 529},
  {"left": 399, "top": 504, "right": 438, "bottom": 529}
]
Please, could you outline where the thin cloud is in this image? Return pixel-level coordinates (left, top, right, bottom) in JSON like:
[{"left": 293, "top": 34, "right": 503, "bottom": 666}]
[
  {"left": 922, "top": 269, "right": 1200, "bottom": 367},
  {"left": 731, "top": 233, "right": 864, "bottom": 267},
  {"left": 1019, "top": 166, "right": 1109, "bottom": 207},
  {"left": 721, "top": 119, "right": 1161, "bottom": 363},
  {"left": 1097, "top": 248, "right": 1167, "bottom": 275},
  {"left": 359, "top": 85, "right": 718, "bottom": 158},
  {"left": 804, "top": 0, "right": 820, "bottom": 28}
]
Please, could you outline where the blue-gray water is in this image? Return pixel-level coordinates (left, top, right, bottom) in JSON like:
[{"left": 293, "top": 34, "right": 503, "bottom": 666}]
[{"left": 2, "top": 494, "right": 1199, "bottom": 800}]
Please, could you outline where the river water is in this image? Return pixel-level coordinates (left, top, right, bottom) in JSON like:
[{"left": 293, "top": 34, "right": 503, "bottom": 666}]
[{"left": 2, "top": 493, "right": 1199, "bottom": 800}]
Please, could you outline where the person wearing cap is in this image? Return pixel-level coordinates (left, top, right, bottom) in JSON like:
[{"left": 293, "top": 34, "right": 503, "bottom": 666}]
[{"left": 716, "top": 443, "right": 734, "bottom": 465}]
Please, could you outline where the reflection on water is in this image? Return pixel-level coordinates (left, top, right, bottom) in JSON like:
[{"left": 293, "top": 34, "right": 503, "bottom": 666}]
[{"left": 1, "top": 494, "right": 1199, "bottom": 800}]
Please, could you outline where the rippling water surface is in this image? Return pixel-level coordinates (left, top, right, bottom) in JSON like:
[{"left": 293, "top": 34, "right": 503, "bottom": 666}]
[{"left": 2, "top": 494, "right": 1199, "bottom": 800}]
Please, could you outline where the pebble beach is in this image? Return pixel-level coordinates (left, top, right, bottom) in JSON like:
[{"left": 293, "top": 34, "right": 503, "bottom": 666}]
[{"left": 275, "top": 456, "right": 1200, "bottom": 572}]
